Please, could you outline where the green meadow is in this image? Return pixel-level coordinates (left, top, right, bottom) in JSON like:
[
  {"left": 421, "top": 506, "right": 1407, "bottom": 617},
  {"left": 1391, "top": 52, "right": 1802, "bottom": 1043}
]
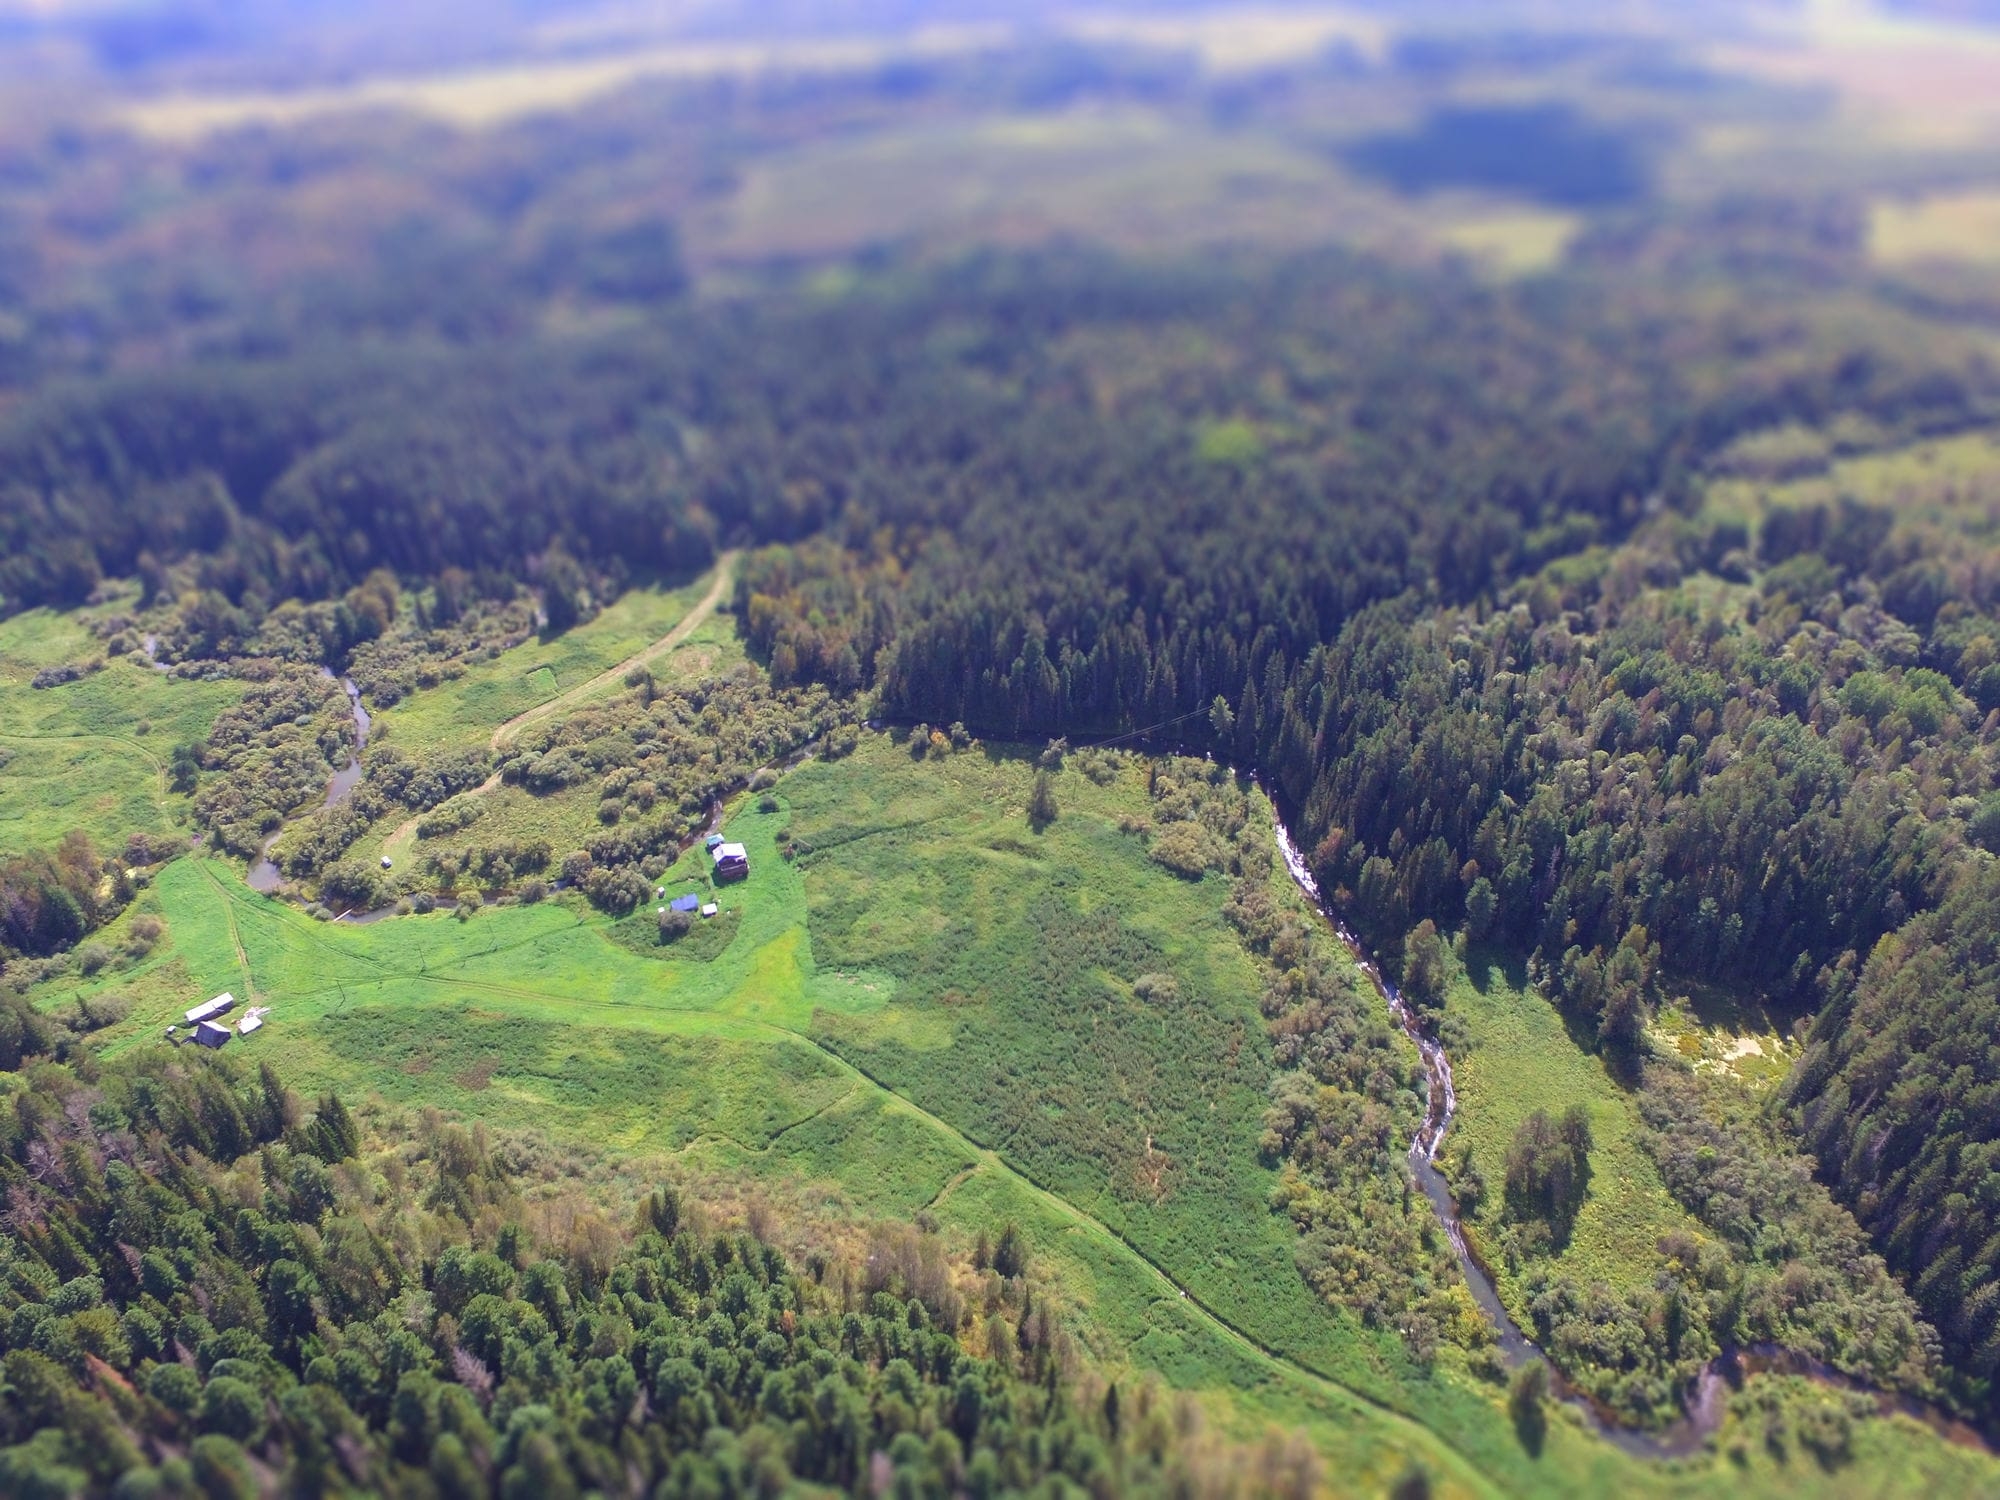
[
  {"left": 13, "top": 686, "right": 1998, "bottom": 1498},
  {"left": 1701, "top": 428, "right": 2000, "bottom": 542},
  {"left": 1448, "top": 951, "right": 1700, "bottom": 1310},
  {"left": 0, "top": 607, "right": 242, "bottom": 852},
  {"left": 368, "top": 568, "right": 723, "bottom": 759}
]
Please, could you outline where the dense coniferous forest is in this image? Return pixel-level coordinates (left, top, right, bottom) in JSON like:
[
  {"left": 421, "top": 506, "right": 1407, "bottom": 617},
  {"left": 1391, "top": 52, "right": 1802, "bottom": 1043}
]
[{"left": 0, "top": 1042, "right": 1282, "bottom": 1498}]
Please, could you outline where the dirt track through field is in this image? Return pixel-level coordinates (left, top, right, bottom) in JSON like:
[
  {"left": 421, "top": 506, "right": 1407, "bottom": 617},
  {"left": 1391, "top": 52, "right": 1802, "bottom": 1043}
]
[
  {"left": 193, "top": 870, "right": 1494, "bottom": 1498},
  {"left": 378, "top": 552, "right": 737, "bottom": 861}
]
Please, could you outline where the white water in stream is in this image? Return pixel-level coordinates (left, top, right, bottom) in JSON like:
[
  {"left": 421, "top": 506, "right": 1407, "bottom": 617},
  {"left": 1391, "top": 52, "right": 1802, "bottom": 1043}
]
[{"left": 1260, "top": 802, "right": 1968, "bottom": 1459}]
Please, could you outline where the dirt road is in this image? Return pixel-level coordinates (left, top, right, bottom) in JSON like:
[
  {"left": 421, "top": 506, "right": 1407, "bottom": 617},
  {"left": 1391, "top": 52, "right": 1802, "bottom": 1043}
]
[{"left": 379, "top": 552, "right": 738, "bottom": 861}]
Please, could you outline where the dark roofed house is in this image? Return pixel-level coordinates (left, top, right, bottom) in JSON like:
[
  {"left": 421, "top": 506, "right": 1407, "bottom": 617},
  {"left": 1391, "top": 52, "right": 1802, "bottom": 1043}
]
[
  {"left": 193, "top": 1021, "right": 232, "bottom": 1050},
  {"left": 711, "top": 841, "right": 749, "bottom": 882}
]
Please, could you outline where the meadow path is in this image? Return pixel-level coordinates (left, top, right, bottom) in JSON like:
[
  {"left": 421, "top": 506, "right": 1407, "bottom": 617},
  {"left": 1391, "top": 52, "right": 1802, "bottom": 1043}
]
[
  {"left": 185, "top": 854, "right": 1499, "bottom": 1496},
  {"left": 378, "top": 551, "right": 738, "bottom": 860}
]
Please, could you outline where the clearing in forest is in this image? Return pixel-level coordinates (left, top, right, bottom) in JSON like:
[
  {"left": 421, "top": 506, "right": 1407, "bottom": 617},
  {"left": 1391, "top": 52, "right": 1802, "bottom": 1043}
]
[{"left": 0, "top": 607, "right": 242, "bottom": 852}]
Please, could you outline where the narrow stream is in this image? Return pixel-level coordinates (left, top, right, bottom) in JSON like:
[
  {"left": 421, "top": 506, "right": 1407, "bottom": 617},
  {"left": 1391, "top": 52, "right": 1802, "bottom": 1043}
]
[
  {"left": 247, "top": 671, "right": 369, "bottom": 893},
  {"left": 1266, "top": 804, "right": 1989, "bottom": 1460}
]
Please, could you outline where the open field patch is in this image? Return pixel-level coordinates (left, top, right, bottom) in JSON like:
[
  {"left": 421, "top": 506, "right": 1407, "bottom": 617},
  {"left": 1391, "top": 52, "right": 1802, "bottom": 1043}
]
[
  {"left": 368, "top": 570, "right": 719, "bottom": 759},
  {"left": 1873, "top": 188, "right": 2000, "bottom": 267},
  {"left": 1449, "top": 951, "right": 1700, "bottom": 1311},
  {"left": 0, "top": 608, "right": 242, "bottom": 850}
]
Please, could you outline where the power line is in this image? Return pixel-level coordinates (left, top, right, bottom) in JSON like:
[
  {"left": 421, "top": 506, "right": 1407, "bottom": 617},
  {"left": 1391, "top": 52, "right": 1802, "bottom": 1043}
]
[{"left": 1074, "top": 706, "right": 1213, "bottom": 753}]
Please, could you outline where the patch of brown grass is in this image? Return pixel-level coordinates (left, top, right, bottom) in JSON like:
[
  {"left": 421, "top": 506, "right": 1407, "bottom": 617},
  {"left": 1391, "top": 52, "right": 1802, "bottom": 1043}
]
[{"left": 454, "top": 1056, "right": 498, "bottom": 1091}]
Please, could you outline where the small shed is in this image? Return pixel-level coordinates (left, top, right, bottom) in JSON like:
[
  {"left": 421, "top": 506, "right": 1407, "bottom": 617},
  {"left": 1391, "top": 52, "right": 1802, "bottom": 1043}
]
[
  {"left": 669, "top": 894, "right": 700, "bottom": 914},
  {"left": 193, "top": 1021, "right": 232, "bottom": 1049},
  {"left": 186, "top": 992, "right": 235, "bottom": 1025},
  {"left": 701, "top": 902, "right": 718, "bottom": 918},
  {"left": 712, "top": 841, "right": 749, "bottom": 882},
  {"left": 704, "top": 833, "right": 725, "bottom": 852}
]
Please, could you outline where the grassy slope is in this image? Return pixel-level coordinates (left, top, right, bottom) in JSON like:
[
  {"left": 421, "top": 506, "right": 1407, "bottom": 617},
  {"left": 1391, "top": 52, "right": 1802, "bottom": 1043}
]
[
  {"left": 359, "top": 579, "right": 739, "bottom": 870},
  {"left": 370, "top": 575, "right": 717, "bottom": 759},
  {"left": 789, "top": 745, "right": 1411, "bottom": 1388},
  {"left": 1701, "top": 428, "right": 2000, "bottom": 541},
  {"left": 0, "top": 607, "right": 241, "bottom": 852},
  {"left": 16, "top": 715, "right": 1996, "bottom": 1498}
]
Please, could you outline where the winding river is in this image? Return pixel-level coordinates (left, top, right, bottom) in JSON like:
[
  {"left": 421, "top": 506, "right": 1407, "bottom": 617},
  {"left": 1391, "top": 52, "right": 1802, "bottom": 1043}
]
[
  {"left": 247, "top": 670, "right": 370, "bottom": 893},
  {"left": 1265, "top": 802, "right": 1990, "bottom": 1460}
]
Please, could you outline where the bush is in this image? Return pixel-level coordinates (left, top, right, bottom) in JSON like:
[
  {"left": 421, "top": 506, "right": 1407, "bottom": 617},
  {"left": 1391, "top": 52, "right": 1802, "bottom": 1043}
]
[
  {"left": 319, "top": 859, "right": 383, "bottom": 911},
  {"left": 126, "top": 913, "right": 165, "bottom": 955},
  {"left": 659, "top": 907, "right": 694, "bottom": 942},
  {"left": 1147, "top": 821, "right": 1223, "bottom": 878},
  {"left": 75, "top": 941, "right": 111, "bottom": 976}
]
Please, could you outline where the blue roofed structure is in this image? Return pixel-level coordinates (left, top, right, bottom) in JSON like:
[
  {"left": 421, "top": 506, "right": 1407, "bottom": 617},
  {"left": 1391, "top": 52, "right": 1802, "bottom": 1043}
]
[{"left": 670, "top": 894, "right": 700, "bottom": 913}]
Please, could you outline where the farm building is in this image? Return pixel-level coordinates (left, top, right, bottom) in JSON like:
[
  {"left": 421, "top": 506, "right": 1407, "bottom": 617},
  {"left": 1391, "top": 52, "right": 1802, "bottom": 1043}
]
[
  {"left": 185, "top": 992, "right": 235, "bottom": 1025},
  {"left": 193, "top": 1021, "right": 232, "bottom": 1049},
  {"left": 711, "top": 841, "right": 749, "bottom": 881}
]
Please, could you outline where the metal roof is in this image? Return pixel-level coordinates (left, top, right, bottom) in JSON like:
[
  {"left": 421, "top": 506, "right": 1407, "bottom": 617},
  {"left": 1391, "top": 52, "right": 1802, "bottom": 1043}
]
[{"left": 185, "top": 993, "right": 235, "bottom": 1024}]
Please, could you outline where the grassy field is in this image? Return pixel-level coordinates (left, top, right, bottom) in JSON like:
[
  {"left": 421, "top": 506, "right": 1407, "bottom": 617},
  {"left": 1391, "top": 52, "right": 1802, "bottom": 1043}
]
[
  {"left": 1648, "top": 979, "right": 1799, "bottom": 1094},
  {"left": 0, "top": 607, "right": 241, "bottom": 852},
  {"left": 13, "top": 693, "right": 2000, "bottom": 1496},
  {"left": 115, "top": 28, "right": 1013, "bottom": 139},
  {"left": 368, "top": 570, "right": 722, "bottom": 761},
  {"left": 1700, "top": 427, "right": 2000, "bottom": 540},
  {"left": 364, "top": 576, "right": 741, "bottom": 872},
  {"left": 56, "top": 770, "right": 1508, "bottom": 1497},
  {"left": 692, "top": 106, "right": 1586, "bottom": 277},
  {"left": 1435, "top": 210, "right": 1579, "bottom": 276},
  {"left": 1448, "top": 951, "right": 1700, "bottom": 1309}
]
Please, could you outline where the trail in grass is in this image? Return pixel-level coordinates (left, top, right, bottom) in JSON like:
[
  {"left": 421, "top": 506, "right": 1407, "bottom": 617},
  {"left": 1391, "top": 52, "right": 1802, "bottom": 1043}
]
[
  {"left": 177, "top": 862, "right": 1500, "bottom": 1498},
  {"left": 487, "top": 550, "right": 740, "bottom": 754},
  {"left": 0, "top": 728, "right": 164, "bottom": 773},
  {"left": 777, "top": 1032, "right": 1505, "bottom": 1500},
  {"left": 196, "top": 860, "right": 257, "bottom": 1001},
  {"left": 377, "top": 551, "right": 738, "bottom": 863}
]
